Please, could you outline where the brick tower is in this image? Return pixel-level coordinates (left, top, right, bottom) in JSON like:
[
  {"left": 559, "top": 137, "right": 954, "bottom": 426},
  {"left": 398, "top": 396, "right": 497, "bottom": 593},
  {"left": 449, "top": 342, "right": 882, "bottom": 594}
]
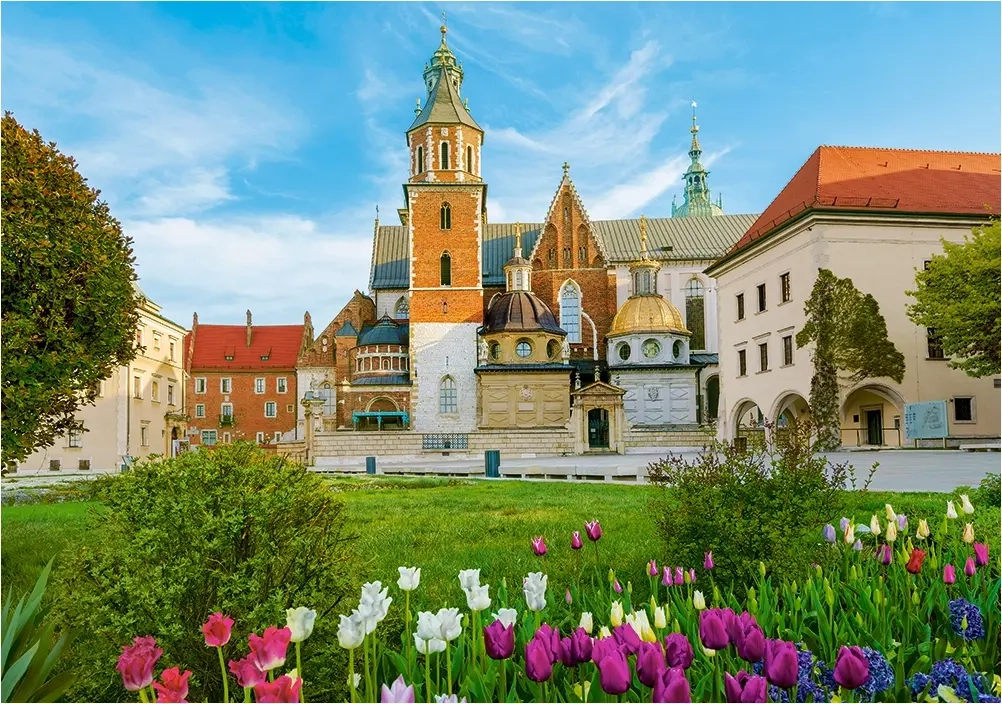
[{"left": 405, "top": 17, "right": 486, "bottom": 432}]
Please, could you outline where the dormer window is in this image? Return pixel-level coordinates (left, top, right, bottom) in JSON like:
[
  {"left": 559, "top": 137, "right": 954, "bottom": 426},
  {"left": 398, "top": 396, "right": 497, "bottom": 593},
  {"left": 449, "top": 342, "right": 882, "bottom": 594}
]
[
  {"left": 225, "top": 354, "right": 234, "bottom": 361},
  {"left": 260, "top": 355, "right": 270, "bottom": 361}
]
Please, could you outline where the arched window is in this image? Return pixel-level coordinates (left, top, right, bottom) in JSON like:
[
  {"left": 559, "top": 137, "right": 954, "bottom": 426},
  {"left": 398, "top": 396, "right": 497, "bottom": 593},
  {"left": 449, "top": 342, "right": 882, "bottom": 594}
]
[
  {"left": 416, "top": 146, "right": 425, "bottom": 173},
  {"left": 394, "top": 296, "right": 409, "bottom": 320},
  {"left": 439, "top": 376, "right": 457, "bottom": 413},
  {"left": 559, "top": 281, "right": 582, "bottom": 343},
  {"left": 548, "top": 248, "right": 556, "bottom": 267},
  {"left": 440, "top": 202, "right": 452, "bottom": 230},
  {"left": 441, "top": 142, "right": 450, "bottom": 170},
  {"left": 319, "top": 383, "right": 334, "bottom": 415},
  {"left": 685, "top": 278, "right": 706, "bottom": 350},
  {"left": 578, "top": 246, "right": 586, "bottom": 266},
  {"left": 466, "top": 145, "right": 473, "bottom": 173},
  {"left": 440, "top": 252, "right": 452, "bottom": 286},
  {"left": 381, "top": 358, "right": 390, "bottom": 370},
  {"left": 515, "top": 270, "right": 524, "bottom": 289}
]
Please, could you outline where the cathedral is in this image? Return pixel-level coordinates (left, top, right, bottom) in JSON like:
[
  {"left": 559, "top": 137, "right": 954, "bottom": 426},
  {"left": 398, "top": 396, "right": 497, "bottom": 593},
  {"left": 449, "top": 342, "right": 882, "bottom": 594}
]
[{"left": 295, "top": 22, "right": 759, "bottom": 456}]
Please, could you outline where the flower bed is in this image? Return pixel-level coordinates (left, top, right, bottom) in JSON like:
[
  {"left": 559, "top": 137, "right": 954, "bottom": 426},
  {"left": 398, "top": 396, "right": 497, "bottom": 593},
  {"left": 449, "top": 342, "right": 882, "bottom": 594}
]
[{"left": 117, "top": 497, "right": 999, "bottom": 703}]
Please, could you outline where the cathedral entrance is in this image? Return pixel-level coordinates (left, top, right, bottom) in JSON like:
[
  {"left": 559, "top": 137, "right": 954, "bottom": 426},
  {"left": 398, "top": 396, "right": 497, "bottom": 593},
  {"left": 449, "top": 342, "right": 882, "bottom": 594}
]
[{"left": 588, "top": 408, "right": 609, "bottom": 448}]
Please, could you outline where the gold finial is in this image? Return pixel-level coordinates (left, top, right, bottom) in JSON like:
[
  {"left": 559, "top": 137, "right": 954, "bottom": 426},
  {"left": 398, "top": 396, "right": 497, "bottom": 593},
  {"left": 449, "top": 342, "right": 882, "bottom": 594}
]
[
  {"left": 562, "top": 161, "right": 570, "bottom": 177},
  {"left": 441, "top": 10, "right": 448, "bottom": 39},
  {"left": 690, "top": 99, "right": 699, "bottom": 135},
  {"left": 514, "top": 221, "right": 522, "bottom": 250},
  {"left": 639, "top": 214, "right": 648, "bottom": 259}
]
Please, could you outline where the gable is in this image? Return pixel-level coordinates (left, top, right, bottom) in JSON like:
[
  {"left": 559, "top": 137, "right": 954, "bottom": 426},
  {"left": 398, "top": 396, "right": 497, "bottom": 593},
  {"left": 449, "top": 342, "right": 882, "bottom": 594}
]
[{"left": 298, "top": 291, "right": 376, "bottom": 367}]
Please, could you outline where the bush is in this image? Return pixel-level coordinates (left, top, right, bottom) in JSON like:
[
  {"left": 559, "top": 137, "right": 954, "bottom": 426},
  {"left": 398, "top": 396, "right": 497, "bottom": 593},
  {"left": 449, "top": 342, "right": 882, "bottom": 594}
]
[
  {"left": 647, "top": 420, "right": 875, "bottom": 589},
  {"left": 974, "top": 470, "right": 1001, "bottom": 508},
  {"left": 51, "top": 443, "right": 356, "bottom": 702}
]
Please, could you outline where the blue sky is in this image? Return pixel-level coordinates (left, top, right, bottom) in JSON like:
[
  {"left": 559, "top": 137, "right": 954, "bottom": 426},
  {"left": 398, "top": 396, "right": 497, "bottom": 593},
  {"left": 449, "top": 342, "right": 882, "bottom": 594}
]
[{"left": 3, "top": 2, "right": 1000, "bottom": 327}]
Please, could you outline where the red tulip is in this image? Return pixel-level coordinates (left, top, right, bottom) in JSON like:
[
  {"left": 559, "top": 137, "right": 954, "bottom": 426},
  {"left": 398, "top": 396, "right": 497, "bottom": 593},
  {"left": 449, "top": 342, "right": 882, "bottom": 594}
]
[
  {"left": 974, "top": 543, "right": 989, "bottom": 567},
  {"left": 152, "top": 667, "right": 191, "bottom": 703},
  {"left": 906, "top": 549, "right": 927, "bottom": 574},
  {"left": 248, "top": 626, "right": 292, "bottom": 672},
  {"left": 254, "top": 674, "right": 302, "bottom": 703},
  {"left": 228, "top": 656, "right": 266, "bottom": 688},
  {"left": 116, "top": 636, "right": 163, "bottom": 692},
  {"left": 653, "top": 666, "right": 692, "bottom": 703},
  {"left": 202, "top": 612, "right": 235, "bottom": 648}
]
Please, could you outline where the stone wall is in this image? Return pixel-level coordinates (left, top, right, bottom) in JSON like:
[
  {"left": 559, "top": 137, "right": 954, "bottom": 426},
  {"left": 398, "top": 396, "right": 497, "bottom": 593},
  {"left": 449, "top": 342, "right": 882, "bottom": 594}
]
[
  {"left": 411, "top": 322, "right": 479, "bottom": 432},
  {"left": 624, "top": 425, "right": 715, "bottom": 450}
]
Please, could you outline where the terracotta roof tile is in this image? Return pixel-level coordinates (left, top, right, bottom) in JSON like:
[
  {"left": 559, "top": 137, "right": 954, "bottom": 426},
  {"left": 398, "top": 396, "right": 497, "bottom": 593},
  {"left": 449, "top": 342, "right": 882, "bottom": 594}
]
[
  {"left": 190, "top": 324, "right": 305, "bottom": 370},
  {"left": 732, "top": 146, "right": 1001, "bottom": 255}
]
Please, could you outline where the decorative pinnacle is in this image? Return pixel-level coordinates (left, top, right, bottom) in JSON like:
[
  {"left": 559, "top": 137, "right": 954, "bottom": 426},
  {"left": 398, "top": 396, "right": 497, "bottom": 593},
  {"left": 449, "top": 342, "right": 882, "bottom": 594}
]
[
  {"left": 639, "top": 214, "right": 649, "bottom": 259},
  {"left": 690, "top": 99, "right": 699, "bottom": 135},
  {"left": 514, "top": 221, "right": 522, "bottom": 251},
  {"left": 415, "top": 98, "right": 422, "bottom": 116},
  {"left": 562, "top": 161, "right": 570, "bottom": 177},
  {"left": 441, "top": 10, "right": 448, "bottom": 40}
]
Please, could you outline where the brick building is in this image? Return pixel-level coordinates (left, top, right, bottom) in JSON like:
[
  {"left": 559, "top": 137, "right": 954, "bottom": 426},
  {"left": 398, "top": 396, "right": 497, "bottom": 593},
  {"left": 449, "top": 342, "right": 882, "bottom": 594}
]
[{"left": 185, "top": 311, "right": 308, "bottom": 447}]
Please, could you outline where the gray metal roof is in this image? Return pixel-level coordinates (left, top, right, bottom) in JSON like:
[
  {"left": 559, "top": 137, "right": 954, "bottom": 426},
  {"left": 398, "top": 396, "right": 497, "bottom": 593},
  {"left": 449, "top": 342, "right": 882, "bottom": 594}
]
[
  {"left": 335, "top": 321, "right": 358, "bottom": 337},
  {"left": 370, "top": 215, "right": 758, "bottom": 290},
  {"left": 357, "top": 317, "right": 409, "bottom": 346},
  {"left": 408, "top": 64, "right": 482, "bottom": 133},
  {"left": 689, "top": 353, "right": 719, "bottom": 366}
]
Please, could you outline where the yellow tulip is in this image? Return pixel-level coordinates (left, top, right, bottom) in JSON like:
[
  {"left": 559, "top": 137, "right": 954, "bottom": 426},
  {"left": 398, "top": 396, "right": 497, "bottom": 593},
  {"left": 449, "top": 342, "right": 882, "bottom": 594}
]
[
  {"left": 916, "top": 519, "right": 930, "bottom": 540},
  {"left": 844, "top": 522, "right": 856, "bottom": 544},
  {"left": 885, "top": 504, "right": 897, "bottom": 522},
  {"left": 870, "top": 515, "right": 880, "bottom": 535},
  {"left": 962, "top": 523, "right": 975, "bottom": 544},
  {"left": 599, "top": 626, "right": 612, "bottom": 639},
  {"left": 885, "top": 520, "right": 897, "bottom": 543},
  {"left": 610, "top": 601, "right": 624, "bottom": 627}
]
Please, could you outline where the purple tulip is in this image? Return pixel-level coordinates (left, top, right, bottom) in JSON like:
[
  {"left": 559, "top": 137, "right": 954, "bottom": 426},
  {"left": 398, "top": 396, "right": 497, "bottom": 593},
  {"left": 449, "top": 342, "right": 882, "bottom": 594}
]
[
  {"left": 736, "top": 622, "right": 765, "bottom": 663},
  {"left": 965, "top": 557, "right": 977, "bottom": 577},
  {"left": 833, "top": 646, "right": 870, "bottom": 689},
  {"left": 648, "top": 560, "right": 659, "bottom": 576},
  {"left": 943, "top": 564, "right": 957, "bottom": 584},
  {"left": 724, "top": 671, "right": 768, "bottom": 703},
  {"left": 596, "top": 649, "right": 631, "bottom": 695},
  {"left": 852, "top": 539, "right": 863, "bottom": 551},
  {"left": 525, "top": 639, "right": 552, "bottom": 682},
  {"left": 662, "top": 566, "right": 673, "bottom": 586},
  {"left": 612, "top": 623, "right": 641, "bottom": 655},
  {"left": 687, "top": 568, "right": 697, "bottom": 584},
  {"left": 698, "top": 609, "right": 729, "bottom": 650},
  {"left": 663, "top": 633, "right": 694, "bottom": 669},
  {"left": 822, "top": 524, "right": 836, "bottom": 542},
  {"left": 673, "top": 566, "right": 684, "bottom": 585},
  {"left": 704, "top": 551, "right": 715, "bottom": 570},
  {"left": 483, "top": 621, "right": 515, "bottom": 660},
  {"left": 380, "top": 675, "right": 416, "bottom": 703},
  {"left": 569, "top": 627, "right": 593, "bottom": 665},
  {"left": 763, "top": 640, "right": 799, "bottom": 689},
  {"left": 839, "top": 517, "right": 850, "bottom": 533},
  {"left": 531, "top": 536, "right": 547, "bottom": 557},
  {"left": 653, "top": 667, "right": 691, "bottom": 703},
  {"left": 896, "top": 514, "right": 908, "bottom": 531},
  {"left": 585, "top": 520, "right": 602, "bottom": 542},
  {"left": 533, "top": 624, "right": 561, "bottom": 664},
  {"left": 558, "top": 636, "right": 576, "bottom": 669},
  {"left": 636, "top": 641, "right": 666, "bottom": 688},
  {"left": 877, "top": 544, "right": 892, "bottom": 565},
  {"left": 974, "top": 543, "right": 989, "bottom": 567},
  {"left": 613, "top": 579, "right": 622, "bottom": 594},
  {"left": 571, "top": 531, "right": 583, "bottom": 550},
  {"left": 591, "top": 637, "right": 618, "bottom": 666}
]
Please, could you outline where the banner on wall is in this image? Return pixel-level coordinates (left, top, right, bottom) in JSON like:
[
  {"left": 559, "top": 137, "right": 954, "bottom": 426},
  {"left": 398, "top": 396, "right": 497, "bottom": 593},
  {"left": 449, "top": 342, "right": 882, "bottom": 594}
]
[{"left": 904, "top": 401, "right": 949, "bottom": 441}]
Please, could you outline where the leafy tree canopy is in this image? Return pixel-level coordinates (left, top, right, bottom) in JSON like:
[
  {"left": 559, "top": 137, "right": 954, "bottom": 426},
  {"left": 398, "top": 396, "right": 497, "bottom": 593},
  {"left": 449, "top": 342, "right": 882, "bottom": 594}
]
[
  {"left": 907, "top": 219, "right": 1001, "bottom": 378},
  {"left": 1, "top": 112, "right": 139, "bottom": 471}
]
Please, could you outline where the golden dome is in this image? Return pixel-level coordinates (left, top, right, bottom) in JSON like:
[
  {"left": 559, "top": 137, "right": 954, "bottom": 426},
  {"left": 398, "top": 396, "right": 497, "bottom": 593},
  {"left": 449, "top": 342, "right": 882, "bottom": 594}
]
[{"left": 610, "top": 295, "right": 690, "bottom": 336}]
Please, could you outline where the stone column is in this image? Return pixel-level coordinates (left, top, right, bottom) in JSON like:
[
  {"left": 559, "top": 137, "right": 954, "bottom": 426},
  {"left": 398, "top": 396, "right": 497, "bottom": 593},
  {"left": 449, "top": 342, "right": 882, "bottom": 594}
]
[{"left": 302, "top": 397, "right": 315, "bottom": 465}]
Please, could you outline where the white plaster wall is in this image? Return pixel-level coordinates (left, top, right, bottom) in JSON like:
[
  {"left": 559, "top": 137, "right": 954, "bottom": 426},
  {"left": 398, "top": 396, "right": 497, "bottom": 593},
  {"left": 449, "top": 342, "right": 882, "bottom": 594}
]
[
  {"left": 375, "top": 290, "right": 409, "bottom": 319},
  {"left": 611, "top": 368, "right": 697, "bottom": 426},
  {"left": 607, "top": 333, "right": 689, "bottom": 367},
  {"left": 296, "top": 368, "right": 335, "bottom": 439},
  {"left": 411, "top": 322, "right": 479, "bottom": 432}
]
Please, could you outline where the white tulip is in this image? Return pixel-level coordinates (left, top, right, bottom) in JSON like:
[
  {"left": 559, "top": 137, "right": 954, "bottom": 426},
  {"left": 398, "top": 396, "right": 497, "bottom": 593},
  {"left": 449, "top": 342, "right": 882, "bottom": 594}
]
[
  {"left": 436, "top": 607, "right": 463, "bottom": 642},
  {"left": 414, "top": 633, "right": 446, "bottom": 655},
  {"left": 416, "top": 611, "right": 441, "bottom": 641},
  {"left": 885, "top": 520, "right": 897, "bottom": 543},
  {"left": 465, "top": 584, "right": 491, "bottom": 612},
  {"left": 610, "top": 600, "right": 624, "bottom": 627},
  {"left": 870, "top": 515, "right": 881, "bottom": 535},
  {"left": 337, "top": 614, "right": 364, "bottom": 649},
  {"left": 286, "top": 607, "right": 317, "bottom": 643},
  {"left": 579, "top": 612, "right": 593, "bottom": 634},
  {"left": 960, "top": 494, "right": 975, "bottom": 515},
  {"left": 598, "top": 626, "right": 612, "bottom": 638},
  {"left": 693, "top": 590, "right": 706, "bottom": 610},
  {"left": 653, "top": 606, "right": 667, "bottom": 630},
  {"left": 946, "top": 501, "right": 958, "bottom": 519},
  {"left": 360, "top": 583, "right": 392, "bottom": 629},
  {"left": 458, "top": 569, "right": 481, "bottom": 592},
  {"left": 398, "top": 567, "right": 421, "bottom": 592},
  {"left": 492, "top": 608, "right": 518, "bottom": 629},
  {"left": 523, "top": 572, "right": 548, "bottom": 612}
]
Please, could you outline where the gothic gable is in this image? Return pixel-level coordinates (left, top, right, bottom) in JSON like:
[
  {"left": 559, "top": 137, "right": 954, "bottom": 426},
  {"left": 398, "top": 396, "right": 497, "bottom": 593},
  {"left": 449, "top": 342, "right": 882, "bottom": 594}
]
[{"left": 298, "top": 290, "right": 376, "bottom": 367}]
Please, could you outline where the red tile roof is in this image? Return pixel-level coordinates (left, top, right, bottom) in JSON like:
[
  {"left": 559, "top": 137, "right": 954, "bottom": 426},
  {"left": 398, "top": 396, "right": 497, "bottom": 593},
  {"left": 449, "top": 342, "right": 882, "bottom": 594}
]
[
  {"left": 731, "top": 146, "right": 1001, "bottom": 255},
  {"left": 188, "top": 324, "right": 305, "bottom": 370}
]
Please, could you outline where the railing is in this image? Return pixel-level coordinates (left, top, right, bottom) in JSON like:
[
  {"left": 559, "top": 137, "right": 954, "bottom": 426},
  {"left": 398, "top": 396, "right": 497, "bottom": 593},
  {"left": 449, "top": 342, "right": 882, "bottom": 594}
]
[
  {"left": 844, "top": 427, "right": 902, "bottom": 447},
  {"left": 219, "top": 414, "right": 235, "bottom": 427},
  {"left": 422, "top": 433, "right": 469, "bottom": 451}
]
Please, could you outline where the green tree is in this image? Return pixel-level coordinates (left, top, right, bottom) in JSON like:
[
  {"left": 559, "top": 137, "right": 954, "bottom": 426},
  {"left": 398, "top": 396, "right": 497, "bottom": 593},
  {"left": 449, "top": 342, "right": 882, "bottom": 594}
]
[
  {"left": 796, "top": 269, "right": 906, "bottom": 450},
  {"left": 907, "top": 219, "right": 1001, "bottom": 378},
  {"left": 1, "top": 113, "right": 139, "bottom": 472}
]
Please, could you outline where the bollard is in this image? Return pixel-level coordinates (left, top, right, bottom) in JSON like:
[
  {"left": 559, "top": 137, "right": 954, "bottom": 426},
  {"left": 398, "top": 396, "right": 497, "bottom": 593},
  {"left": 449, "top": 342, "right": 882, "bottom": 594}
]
[
  {"left": 485, "top": 450, "right": 501, "bottom": 478},
  {"left": 365, "top": 456, "right": 376, "bottom": 475}
]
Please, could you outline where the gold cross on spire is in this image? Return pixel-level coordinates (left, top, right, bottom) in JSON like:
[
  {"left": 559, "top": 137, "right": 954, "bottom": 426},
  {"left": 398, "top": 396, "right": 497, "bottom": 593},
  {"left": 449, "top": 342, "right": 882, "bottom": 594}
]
[
  {"left": 514, "top": 221, "right": 522, "bottom": 250},
  {"left": 639, "top": 214, "right": 649, "bottom": 259},
  {"left": 562, "top": 161, "right": 570, "bottom": 177},
  {"left": 441, "top": 10, "right": 448, "bottom": 38}
]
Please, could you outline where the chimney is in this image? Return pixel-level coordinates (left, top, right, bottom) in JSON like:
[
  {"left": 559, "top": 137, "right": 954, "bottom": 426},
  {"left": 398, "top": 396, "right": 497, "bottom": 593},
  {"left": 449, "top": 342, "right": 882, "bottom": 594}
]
[{"left": 246, "top": 310, "right": 253, "bottom": 348}]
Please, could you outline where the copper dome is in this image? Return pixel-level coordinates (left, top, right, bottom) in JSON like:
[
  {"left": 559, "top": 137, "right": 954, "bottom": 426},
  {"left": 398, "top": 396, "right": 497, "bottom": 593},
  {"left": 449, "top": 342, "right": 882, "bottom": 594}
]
[{"left": 483, "top": 291, "right": 565, "bottom": 335}]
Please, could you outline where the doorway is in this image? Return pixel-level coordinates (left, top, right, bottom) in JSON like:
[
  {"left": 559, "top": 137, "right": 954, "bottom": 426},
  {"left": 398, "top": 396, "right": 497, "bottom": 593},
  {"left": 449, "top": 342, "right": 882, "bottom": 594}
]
[
  {"left": 588, "top": 408, "right": 609, "bottom": 449},
  {"left": 864, "top": 408, "right": 883, "bottom": 446}
]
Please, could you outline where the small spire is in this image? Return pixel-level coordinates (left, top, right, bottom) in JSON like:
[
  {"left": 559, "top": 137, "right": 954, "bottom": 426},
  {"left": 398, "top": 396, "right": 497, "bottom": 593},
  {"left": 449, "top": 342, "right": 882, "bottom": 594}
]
[
  {"left": 415, "top": 98, "right": 422, "bottom": 116},
  {"left": 562, "top": 161, "right": 570, "bottom": 178},
  {"left": 514, "top": 221, "right": 522, "bottom": 253},
  {"left": 639, "top": 214, "right": 649, "bottom": 260},
  {"left": 375, "top": 204, "right": 379, "bottom": 224},
  {"left": 463, "top": 97, "right": 469, "bottom": 110}
]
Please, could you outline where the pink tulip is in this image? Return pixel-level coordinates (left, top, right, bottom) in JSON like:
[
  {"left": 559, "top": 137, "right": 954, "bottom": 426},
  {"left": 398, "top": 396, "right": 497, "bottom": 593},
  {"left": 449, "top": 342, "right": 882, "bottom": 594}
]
[
  {"left": 116, "top": 636, "right": 163, "bottom": 692},
  {"left": 248, "top": 626, "right": 292, "bottom": 672},
  {"left": 566, "top": 589, "right": 573, "bottom": 605},
  {"left": 202, "top": 612, "right": 235, "bottom": 648},
  {"left": 380, "top": 675, "right": 416, "bottom": 703},
  {"left": 974, "top": 543, "right": 989, "bottom": 567},
  {"left": 662, "top": 566, "right": 673, "bottom": 586},
  {"left": 943, "top": 564, "right": 956, "bottom": 585},
  {"left": 228, "top": 656, "right": 266, "bottom": 688},
  {"left": 687, "top": 568, "right": 697, "bottom": 584},
  {"left": 648, "top": 560, "right": 659, "bottom": 576},
  {"left": 255, "top": 674, "right": 302, "bottom": 703},
  {"left": 571, "top": 531, "right": 583, "bottom": 550},
  {"left": 674, "top": 566, "right": 684, "bottom": 584},
  {"left": 964, "top": 557, "right": 977, "bottom": 577},
  {"left": 531, "top": 536, "right": 548, "bottom": 557},
  {"left": 152, "top": 667, "right": 191, "bottom": 703},
  {"left": 585, "top": 520, "right": 602, "bottom": 542},
  {"left": 613, "top": 579, "right": 622, "bottom": 594},
  {"left": 704, "top": 552, "right": 715, "bottom": 570}
]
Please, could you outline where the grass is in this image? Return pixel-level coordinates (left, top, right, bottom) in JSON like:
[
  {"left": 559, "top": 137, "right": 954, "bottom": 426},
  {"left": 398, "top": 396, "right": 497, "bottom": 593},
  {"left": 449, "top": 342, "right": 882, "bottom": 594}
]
[{"left": 3, "top": 476, "right": 998, "bottom": 610}]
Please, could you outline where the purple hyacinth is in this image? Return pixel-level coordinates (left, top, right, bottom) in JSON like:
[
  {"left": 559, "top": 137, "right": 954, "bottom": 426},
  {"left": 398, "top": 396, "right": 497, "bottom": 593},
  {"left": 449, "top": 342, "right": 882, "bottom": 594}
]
[
  {"left": 768, "top": 685, "right": 791, "bottom": 703},
  {"left": 909, "top": 659, "right": 991, "bottom": 702},
  {"left": 794, "top": 648, "right": 832, "bottom": 703},
  {"left": 949, "top": 598, "right": 986, "bottom": 641},
  {"left": 858, "top": 648, "right": 893, "bottom": 700}
]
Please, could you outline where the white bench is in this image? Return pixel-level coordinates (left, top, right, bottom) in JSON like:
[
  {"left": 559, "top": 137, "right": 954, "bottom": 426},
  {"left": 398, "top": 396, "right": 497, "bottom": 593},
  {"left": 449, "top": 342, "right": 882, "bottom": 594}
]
[
  {"left": 573, "top": 466, "right": 641, "bottom": 482},
  {"left": 959, "top": 443, "right": 1001, "bottom": 452}
]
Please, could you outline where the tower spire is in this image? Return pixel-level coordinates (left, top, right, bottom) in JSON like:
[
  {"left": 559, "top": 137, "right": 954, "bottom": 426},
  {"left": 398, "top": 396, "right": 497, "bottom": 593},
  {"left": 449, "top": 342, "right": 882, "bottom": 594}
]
[
  {"left": 513, "top": 221, "right": 522, "bottom": 256},
  {"left": 672, "top": 99, "right": 724, "bottom": 219}
]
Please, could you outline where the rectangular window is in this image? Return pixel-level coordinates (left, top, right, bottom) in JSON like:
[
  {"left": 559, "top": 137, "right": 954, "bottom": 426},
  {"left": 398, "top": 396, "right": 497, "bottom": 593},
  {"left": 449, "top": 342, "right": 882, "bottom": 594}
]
[
  {"left": 560, "top": 286, "right": 582, "bottom": 343},
  {"left": 169, "top": 340, "right": 176, "bottom": 361},
  {"left": 221, "top": 403, "right": 233, "bottom": 418},
  {"left": 136, "top": 329, "right": 143, "bottom": 347},
  {"left": 265, "top": 402, "right": 277, "bottom": 418},
  {"left": 201, "top": 430, "right": 217, "bottom": 446},
  {"left": 759, "top": 342, "right": 769, "bottom": 372},
  {"left": 439, "top": 378, "right": 458, "bottom": 414},
  {"left": 736, "top": 294, "right": 745, "bottom": 321},
  {"left": 277, "top": 377, "right": 288, "bottom": 393},
  {"left": 153, "top": 333, "right": 161, "bottom": 350},
  {"left": 78, "top": 459, "right": 91, "bottom": 471},
  {"left": 927, "top": 328, "right": 945, "bottom": 359},
  {"left": 780, "top": 273, "right": 791, "bottom": 303},
  {"left": 167, "top": 384, "right": 175, "bottom": 405},
  {"left": 256, "top": 431, "right": 265, "bottom": 444},
  {"left": 195, "top": 404, "right": 205, "bottom": 418},
  {"left": 222, "top": 432, "right": 231, "bottom": 444},
  {"left": 220, "top": 378, "right": 232, "bottom": 393},
  {"left": 782, "top": 335, "right": 794, "bottom": 366},
  {"left": 49, "top": 459, "right": 61, "bottom": 472},
  {"left": 255, "top": 378, "right": 265, "bottom": 394},
  {"left": 954, "top": 397, "right": 974, "bottom": 422},
  {"left": 141, "top": 425, "right": 149, "bottom": 447},
  {"left": 133, "top": 376, "right": 142, "bottom": 399},
  {"left": 756, "top": 284, "right": 767, "bottom": 312},
  {"left": 738, "top": 349, "right": 747, "bottom": 377},
  {"left": 151, "top": 381, "right": 160, "bottom": 402},
  {"left": 923, "top": 260, "right": 932, "bottom": 270},
  {"left": 287, "top": 404, "right": 295, "bottom": 413},
  {"left": 273, "top": 431, "right": 282, "bottom": 443},
  {"left": 195, "top": 377, "right": 207, "bottom": 394},
  {"left": 67, "top": 429, "right": 82, "bottom": 448}
]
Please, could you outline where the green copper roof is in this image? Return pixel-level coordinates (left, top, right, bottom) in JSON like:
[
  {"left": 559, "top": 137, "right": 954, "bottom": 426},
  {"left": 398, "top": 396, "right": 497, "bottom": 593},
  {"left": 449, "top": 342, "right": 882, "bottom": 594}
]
[
  {"left": 672, "top": 104, "right": 724, "bottom": 218},
  {"left": 408, "top": 25, "right": 481, "bottom": 133}
]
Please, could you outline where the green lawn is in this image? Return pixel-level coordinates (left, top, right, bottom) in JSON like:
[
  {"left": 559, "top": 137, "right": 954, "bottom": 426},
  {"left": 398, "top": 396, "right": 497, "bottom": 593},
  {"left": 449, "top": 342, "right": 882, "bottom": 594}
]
[{"left": 3, "top": 476, "right": 997, "bottom": 610}]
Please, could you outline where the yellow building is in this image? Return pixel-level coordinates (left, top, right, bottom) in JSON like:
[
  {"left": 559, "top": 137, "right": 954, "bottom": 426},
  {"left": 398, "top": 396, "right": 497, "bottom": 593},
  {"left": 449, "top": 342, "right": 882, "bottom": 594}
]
[{"left": 15, "top": 284, "right": 188, "bottom": 472}]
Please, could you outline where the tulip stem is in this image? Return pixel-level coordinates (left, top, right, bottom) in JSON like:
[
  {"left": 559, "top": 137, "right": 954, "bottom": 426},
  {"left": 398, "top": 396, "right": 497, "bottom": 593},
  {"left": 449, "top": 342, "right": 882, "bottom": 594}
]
[
  {"left": 425, "top": 653, "right": 432, "bottom": 703},
  {"left": 349, "top": 651, "right": 357, "bottom": 703},
  {"left": 446, "top": 638, "right": 454, "bottom": 694},
  {"left": 243, "top": 686, "right": 251, "bottom": 703},
  {"left": 579, "top": 668, "right": 587, "bottom": 703},
  {"left": 363, "top": 635, "right": 371, "bottom": 700},
  {"left": 148, "top": 685, "right": 157, "bottom": 703},
  {"left": 500, "top": 660, "right": 507, "bottom": 703},
  {"left": 405, "top": 592, "right": 412, "bottom": 666},
  {"left": 217, "top": 646, "right": 230, "bottom": 704},
  {"left": 139, "top": 688, "right": 149, "bottom": 704},
  {"left": 296, "top": 641, "right": 304, "bottom": 703}
]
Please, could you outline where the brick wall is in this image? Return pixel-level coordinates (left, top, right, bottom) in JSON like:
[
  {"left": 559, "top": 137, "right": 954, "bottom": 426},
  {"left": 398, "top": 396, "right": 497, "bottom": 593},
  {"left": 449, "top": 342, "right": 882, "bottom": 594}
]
[
  {"left": 337, "top": 388, "right": 412, "bottom": 429},
  {"left": 187, "top": 370, "right": 297, "bottom": 445},
  {"left": 407, "top": 126, "right": 483, "bottom": 184}
]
